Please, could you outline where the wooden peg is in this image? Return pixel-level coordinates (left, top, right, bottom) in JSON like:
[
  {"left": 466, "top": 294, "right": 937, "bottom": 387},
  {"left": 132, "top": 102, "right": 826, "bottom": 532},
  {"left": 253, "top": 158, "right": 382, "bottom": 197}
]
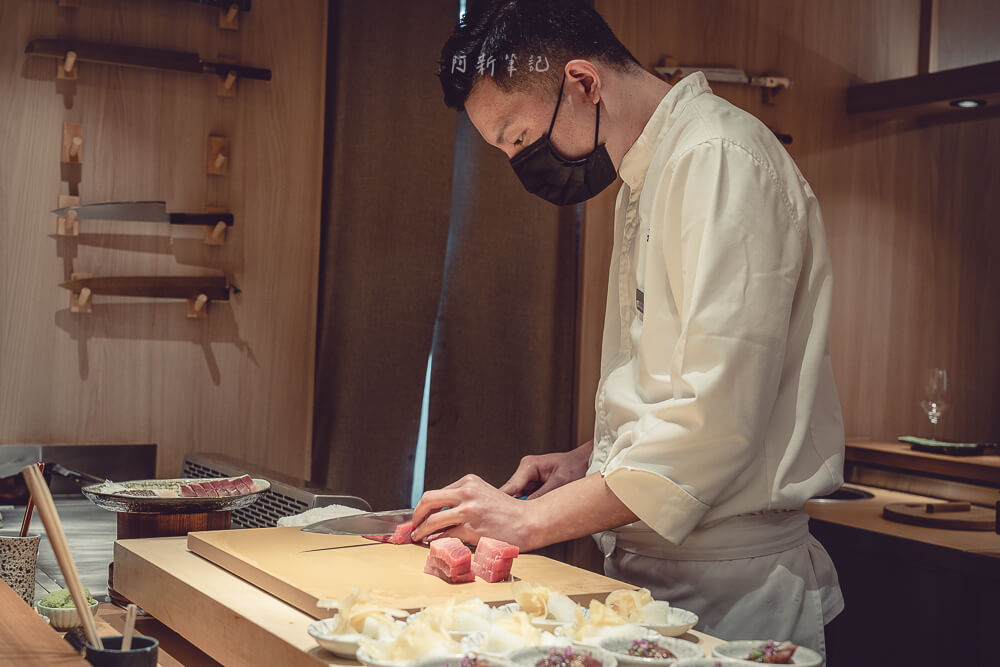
[
  {"left": 203, "top": 220, "right": 228, "bottom": 246},
  {"left": 219, "top": 3, "right": 239, "bottom": 31},
  {"left": 186, "top": 294, "right": 209, "bottom": 319},
  {"left": 62, "top": 123, "right": 83, "bottom": 163},
  {"left": 69, "top": 272, "right": 92, "bottom": 313},
  {"left": 217, "top": 70, "right": 238, "bottom": 97},
  {"left": 56, "top": 194, "right": 80, "bottom": 236},
  {"left": 57, "top": 50, "right": 78, "bottom": 80},
  {"left": 207, "top": 135, "right": 230, "bottom": 175}
]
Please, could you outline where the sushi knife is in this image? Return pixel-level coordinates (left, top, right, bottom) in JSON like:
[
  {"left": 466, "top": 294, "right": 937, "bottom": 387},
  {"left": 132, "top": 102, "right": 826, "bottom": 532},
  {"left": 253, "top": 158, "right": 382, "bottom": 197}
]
[
  {"left": 25, "top": 38, "right": 271, "bottom": 81},
  {"left": 174, "top": 0, "right": 252, "bottom": 10},
  {"left": 59, "top": 275, "right": 232, "bottom": 301},
  {"left": 301, "top": 509, "right": 414, "bottom": 537},
  {"left": 51, "top": 201, "right": 234, "bottom": 228}
]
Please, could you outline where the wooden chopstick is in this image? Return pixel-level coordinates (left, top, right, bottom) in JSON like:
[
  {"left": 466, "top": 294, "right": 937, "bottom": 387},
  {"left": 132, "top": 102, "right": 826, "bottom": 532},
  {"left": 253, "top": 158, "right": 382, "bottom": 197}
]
[
  {"left": 121, "top": 603, "right": 137, "bottom": 651},
  {"left": 19, "top": 462, "right": 45, "bottom": 538},
  {"left": 20, "top": 464, "right": 103, "bottom": 650}
]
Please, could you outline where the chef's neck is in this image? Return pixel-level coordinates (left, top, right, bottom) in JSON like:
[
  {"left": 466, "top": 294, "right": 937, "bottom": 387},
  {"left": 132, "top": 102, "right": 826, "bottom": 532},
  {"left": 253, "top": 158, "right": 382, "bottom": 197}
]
[{"left": 600, "top": 66, "right": 673, "bottom": 171}]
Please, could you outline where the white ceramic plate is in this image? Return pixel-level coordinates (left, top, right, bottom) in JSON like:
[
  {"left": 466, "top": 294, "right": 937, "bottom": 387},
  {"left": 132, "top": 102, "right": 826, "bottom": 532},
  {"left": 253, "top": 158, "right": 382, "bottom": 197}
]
[
  {"left": 509, "top": 645, "right": 618, "bottom": 667},
  {"left": 672, "top": 659, "right": 748, "bottom": 666},
  {"left": 306, "top": 618, "right": 362, "bottom": 659},
  {"left": 410, "top": 656, "right": 518, "bottom": 667},
  {"left": 598, "top": 630, "right": 703, "bottom": 665},
  {"left": 640, "top": 607, "right": 699, "bottom": 638},
  {"left": 712, "top": 640, "right": 824, "bottom": 666}
]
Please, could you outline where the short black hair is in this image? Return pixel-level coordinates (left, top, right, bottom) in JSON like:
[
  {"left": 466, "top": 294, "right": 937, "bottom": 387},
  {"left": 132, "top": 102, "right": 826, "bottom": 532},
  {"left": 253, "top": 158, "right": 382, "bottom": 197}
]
[{"left": 438, "top": 0, "right": 641, "bottom": 110}]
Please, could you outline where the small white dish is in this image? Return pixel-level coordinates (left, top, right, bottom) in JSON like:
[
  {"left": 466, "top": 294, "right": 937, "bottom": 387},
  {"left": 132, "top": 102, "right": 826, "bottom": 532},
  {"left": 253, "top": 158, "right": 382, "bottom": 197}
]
[
  {"left": 639, "top": 607, "right": 699, "bottom": 638},
  {"left": 712, "top": 640, "right": 824, "bottom": 666},
  {"left": 35, "top": 599, "right": 99, "bottom": 631},
  {"left": 356, "top": 647, "right": 409, "bottom": 667},
  {"left": 672, "top": 659, "right": 747, "bottom": 666},
  {"left": 509, "top": 645, "right": 618, "bottom": 667},
  {"left": 410, "top": 656, "right": 518, "bottom": 667},
  {"left": 598, "top": 631, "right": 703, "bottom": 665},
  {"left": 306, "top": 618, "right": 362, "bottom": 659}
]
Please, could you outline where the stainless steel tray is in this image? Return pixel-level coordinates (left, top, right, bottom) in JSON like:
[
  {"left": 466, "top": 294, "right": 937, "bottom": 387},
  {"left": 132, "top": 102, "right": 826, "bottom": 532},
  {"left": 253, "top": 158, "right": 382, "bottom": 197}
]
[{"left": 81, "top": 477, "right": 270, "bottom": 514}]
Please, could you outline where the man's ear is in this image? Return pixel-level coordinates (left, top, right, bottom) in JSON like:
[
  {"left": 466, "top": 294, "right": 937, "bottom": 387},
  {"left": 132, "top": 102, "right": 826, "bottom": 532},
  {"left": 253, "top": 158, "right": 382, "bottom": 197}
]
[{"left": 564, "top": 59, "right": 602, "bottom": 103}]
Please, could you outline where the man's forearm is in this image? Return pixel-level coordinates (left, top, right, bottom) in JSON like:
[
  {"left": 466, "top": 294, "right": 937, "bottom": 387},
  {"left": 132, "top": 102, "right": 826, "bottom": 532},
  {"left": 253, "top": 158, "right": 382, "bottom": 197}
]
[{"left": 522, "top": 471, "right": 638, "bottom": 551}]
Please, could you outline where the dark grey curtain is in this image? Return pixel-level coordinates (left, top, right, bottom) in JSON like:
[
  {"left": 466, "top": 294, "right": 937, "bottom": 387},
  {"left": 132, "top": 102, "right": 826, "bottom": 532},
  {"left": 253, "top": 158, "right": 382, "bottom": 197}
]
[
  {"left": 312, "top": 1, "right": 459, "bottom": 510},
  {"left": 424, "top": 114, "right": 579, "bottom": 491},
  {"left": 314, "top": 0, "right": 580, "bottom": 511}
]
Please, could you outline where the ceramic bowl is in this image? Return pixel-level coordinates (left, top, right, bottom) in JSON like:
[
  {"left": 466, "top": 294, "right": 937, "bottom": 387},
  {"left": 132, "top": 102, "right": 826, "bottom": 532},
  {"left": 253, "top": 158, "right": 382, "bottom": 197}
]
[
  {"left": 509, "top": 645, "right": 618, "bottom": 667},
  {"left": 640, "top": 608, "right": 699, "bottom": 638},
  {"left": 598, "top": 631, "right": 704, "bottom": 665},
  {"left": 712, "top": 640, "right": 824, "bottom": 666},
  {"left": 410, "top": 655, "right": 518, "bottom": 667},
  {"left": 306, "top": 618, "right": 363, "bottom": 659},
  {"left": 671, "top": 659, "right": 747, "bottom": 666},
  {"left": 35, "top": 599, "right": 99, "bottom": 631}
]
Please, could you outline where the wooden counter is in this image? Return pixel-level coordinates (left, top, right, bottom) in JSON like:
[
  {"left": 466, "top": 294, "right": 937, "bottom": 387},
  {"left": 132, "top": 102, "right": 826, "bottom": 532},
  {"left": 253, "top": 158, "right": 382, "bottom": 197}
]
[
  {"left": 806, "top": 483, "right": 999, "bottom": 555},
  {"left": 0, "top": 579, "right": 88, "bottom": 666},
  {"left": 115, "top": 536, "right": 722, "bottom": 666},
  {"left": 845, "top": 439, "right": 1000, "bottom": 487}
]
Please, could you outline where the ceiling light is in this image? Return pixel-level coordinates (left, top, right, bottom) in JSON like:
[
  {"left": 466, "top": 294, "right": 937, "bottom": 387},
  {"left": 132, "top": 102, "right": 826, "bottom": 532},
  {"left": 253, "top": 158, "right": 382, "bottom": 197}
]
[{"left": 950, "top": 99, "right": 986, "bottom": 109}]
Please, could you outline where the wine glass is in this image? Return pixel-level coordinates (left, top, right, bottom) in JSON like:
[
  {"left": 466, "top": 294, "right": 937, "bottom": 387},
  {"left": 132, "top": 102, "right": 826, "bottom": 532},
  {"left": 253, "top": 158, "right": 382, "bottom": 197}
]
[{"left": 919, "top": 368, "right": 949, "bottom": 439}]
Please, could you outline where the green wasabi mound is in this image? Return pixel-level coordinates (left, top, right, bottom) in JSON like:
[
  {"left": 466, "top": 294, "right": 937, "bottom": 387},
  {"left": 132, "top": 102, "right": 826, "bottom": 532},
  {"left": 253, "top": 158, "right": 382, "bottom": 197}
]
[{"left": 38, "top": 587, "right": 97, "bottom": 608}]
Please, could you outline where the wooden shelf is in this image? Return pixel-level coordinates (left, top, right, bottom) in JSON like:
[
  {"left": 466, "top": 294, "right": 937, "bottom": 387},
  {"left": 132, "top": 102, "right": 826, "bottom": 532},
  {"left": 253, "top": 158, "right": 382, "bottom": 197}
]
[
  {"left": 845, "top": 440, "right": 1000, "bottom": 488},
  {"left": 846, "top": 60, "right": 1000, "bottom": 121}
]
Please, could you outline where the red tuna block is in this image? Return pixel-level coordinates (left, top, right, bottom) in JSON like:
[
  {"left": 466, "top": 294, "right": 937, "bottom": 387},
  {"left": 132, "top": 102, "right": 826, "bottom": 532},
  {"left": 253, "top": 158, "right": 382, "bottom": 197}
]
[
  {"left": 472, "top": 537, "right": 518, "bottom": 583},
  {"left": 471, "top": 558, "right": 513, "bottom": 583},
  {"left": 363, "top": 521, "right": 414, "bottom": 545},
  {"left": 179, "top": 483, "right": 196, "bottom": 498},
  {"left": 424, "top": 561, "right": 475, "bottom": 583},
  {"left": 429, "top": 537, "right": 472, "bottom": 572}
]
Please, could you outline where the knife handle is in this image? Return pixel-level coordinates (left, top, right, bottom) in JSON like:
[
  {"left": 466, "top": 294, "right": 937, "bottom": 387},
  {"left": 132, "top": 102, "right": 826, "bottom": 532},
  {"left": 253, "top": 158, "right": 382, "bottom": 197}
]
[
  {"left": 169, "top": 212, "right": 234, "bottom": 226},
  {"left": 202, "top": 62, "right": 272, "bottom": 82},
  {"left": 181, "top": 0, "right": 252, "bottom": 11}
]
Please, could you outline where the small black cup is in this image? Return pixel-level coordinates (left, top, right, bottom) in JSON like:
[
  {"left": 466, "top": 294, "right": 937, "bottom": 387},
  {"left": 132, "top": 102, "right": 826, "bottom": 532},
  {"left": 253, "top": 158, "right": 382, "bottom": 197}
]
[{"left": 84, "top": 635, "right": 158, "bottom": 667}]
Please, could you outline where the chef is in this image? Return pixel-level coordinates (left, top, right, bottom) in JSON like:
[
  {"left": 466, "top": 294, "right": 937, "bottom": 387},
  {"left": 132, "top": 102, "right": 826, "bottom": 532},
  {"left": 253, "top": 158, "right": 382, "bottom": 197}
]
[{"left": 410, "top": 0, "right": 845, "bottom": 653}]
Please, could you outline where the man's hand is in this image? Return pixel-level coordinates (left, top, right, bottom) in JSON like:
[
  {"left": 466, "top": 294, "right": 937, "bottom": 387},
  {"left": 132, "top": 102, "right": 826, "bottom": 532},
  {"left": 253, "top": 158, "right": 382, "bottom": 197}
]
[
  {"left": 499, "top": 440, "right": 593, "bottom": 499},
  {"left": 409, "top": 474, "right": 540, "bottom": 550}
]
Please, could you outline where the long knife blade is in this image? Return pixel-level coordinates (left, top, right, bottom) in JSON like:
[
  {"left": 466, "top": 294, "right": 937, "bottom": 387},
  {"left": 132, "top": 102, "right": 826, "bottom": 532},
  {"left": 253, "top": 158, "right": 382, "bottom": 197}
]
[
  {"left": 59, "top": 276, "right": 230, "bottom": 301},
  {"left": 302, "top": 509, "right": 414, "bottom": 537},
  {"left": 176, "top": 0, "right": 252, "bottom": 10},
  {"left": 26, "top": 38, "right": 271, "bottom": 81},
  {"left": 51, "top": 201, "right": 234, "bottom": 226}
]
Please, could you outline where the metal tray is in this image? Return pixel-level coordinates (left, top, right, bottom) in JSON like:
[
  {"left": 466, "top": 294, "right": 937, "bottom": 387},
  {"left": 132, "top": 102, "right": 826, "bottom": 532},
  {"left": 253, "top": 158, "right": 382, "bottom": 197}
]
[{"left": 81, "top": 477, "right": 270, "bottom": 514}]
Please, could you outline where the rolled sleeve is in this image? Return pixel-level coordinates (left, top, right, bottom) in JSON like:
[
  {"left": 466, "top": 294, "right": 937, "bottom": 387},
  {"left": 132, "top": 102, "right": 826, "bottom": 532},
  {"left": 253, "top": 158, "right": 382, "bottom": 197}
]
[{"left": 600, "top": 138, "right": 804, "bottom": 544}]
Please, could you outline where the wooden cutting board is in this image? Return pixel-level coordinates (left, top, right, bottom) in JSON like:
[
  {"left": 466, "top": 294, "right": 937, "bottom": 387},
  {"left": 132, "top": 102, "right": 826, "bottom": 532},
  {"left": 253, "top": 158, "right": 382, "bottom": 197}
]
[
  {"left": 187, "top": 527, "right": 632, "bottom": 618},
  {"left": 882, "top": 502, "right": 996, "bottom": 531}
]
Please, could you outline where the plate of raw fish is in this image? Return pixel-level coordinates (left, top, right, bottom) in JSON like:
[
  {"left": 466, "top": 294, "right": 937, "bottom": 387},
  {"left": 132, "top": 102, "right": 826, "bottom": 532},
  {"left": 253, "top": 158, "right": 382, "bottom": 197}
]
[{"left": 82, "top": 475, "right": 270, "bottom": 513}]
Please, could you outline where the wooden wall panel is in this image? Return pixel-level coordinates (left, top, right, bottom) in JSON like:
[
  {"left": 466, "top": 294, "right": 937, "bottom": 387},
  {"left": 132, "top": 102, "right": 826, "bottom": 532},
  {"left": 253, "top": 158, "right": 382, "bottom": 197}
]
[
  {"left": 0, "top": 0, "right": 327, "bottom": 477},
  {"left": 579, "top": 1, "right": 1000, "bottom": 452}
]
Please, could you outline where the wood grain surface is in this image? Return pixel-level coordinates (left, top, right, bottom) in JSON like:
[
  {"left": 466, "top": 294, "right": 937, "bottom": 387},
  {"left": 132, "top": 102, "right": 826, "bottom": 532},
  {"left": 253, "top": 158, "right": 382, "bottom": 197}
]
[
  {"left": 0, "top": 0, "right": 327, "bottom": 478},
  {"left": 579, "top": 0, "right": 1000, "bottom": 453},
  {"left": 187, "top": 526, "right": 634, "bottom": 618},
  {"left": 0, "top": 579, "right": 88, "bottom": 666},
  {"left": 805, "top": 483, "right": 1000, "bottom": 552},
  {"left": 117, "top": 535, "right": 724, "bottom": 666}
]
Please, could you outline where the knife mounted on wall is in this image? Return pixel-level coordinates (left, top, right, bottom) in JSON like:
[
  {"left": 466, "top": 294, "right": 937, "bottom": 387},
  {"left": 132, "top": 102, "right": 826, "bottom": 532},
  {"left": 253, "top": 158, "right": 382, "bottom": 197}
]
[
  {"left": 59, "top": 276, "right": 233, "bottom": 302},
  {"left": 25, "top": 38, "right": 271, "bottom": 82},
  {"left": 178, "top": 0, "right": 252, "bottom": 10},
  {"left": 51, "top": 201, "right": 234, "bottom": 228}
]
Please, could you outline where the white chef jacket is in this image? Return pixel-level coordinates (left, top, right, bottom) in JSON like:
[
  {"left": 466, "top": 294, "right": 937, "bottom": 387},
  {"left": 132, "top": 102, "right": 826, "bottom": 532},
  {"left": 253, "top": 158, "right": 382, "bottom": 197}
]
[{"left": 588, "top": 73, "right": 845, "bottom": 652}]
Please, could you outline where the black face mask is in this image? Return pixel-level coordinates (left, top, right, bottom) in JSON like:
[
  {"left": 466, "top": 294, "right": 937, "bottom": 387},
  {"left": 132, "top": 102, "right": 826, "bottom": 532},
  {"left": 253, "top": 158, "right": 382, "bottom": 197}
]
[{"left": 509, "top": 75, "right": 618, "bottom": 206}]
